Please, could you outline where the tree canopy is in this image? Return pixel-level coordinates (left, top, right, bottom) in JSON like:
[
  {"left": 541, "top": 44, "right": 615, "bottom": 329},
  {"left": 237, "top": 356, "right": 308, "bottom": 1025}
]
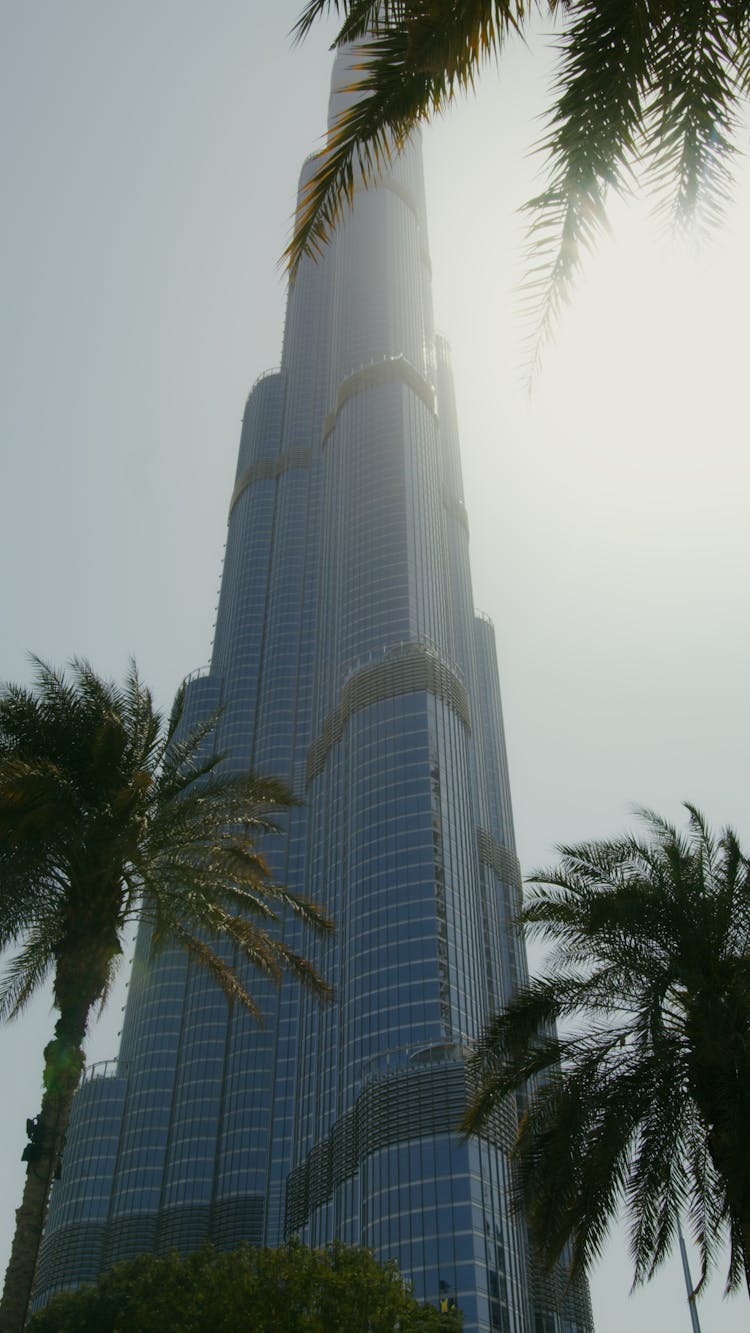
[
  {"left": 288, "top": 1, "right": 750, "bottom": 364},
  {"left": 461, "top": 806, "right": 750, "bottom": 1298},
  {"left": 0, "top": 659, "right": 332, "bottom": 1332},
  {"left": 27, "top": 1241, "right": 462, "bottom": 1332}
]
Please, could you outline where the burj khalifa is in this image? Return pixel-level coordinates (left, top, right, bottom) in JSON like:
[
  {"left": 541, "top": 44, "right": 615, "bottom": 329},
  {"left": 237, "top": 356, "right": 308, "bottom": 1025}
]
[{"left": 36, "top": 48, "right": 593, "bottom": 1333}]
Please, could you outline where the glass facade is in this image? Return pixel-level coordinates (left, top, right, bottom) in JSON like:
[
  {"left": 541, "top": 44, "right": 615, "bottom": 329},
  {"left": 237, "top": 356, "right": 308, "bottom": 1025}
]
[{"left": 35, "top": 49, "right": 594, "bottom": 1333}]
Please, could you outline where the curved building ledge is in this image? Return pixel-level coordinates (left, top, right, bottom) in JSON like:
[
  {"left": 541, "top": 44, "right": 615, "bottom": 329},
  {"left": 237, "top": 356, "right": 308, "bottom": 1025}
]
[
  {"left": 285, "top": 1055, "right": 518, "bottom": 1234},
  {"left": 353, "top": 173, "right": 421, "bottom": 223},
  {"left": 306, "top": 641, "right": 471, "bottom": 784},
  {"left": 476, "top": 829, "right": 522, "bottom": 897},
  {"left": 229, "top": 447, "right": 312, "bottom": 516},
  {"left": 322, "top": 355, "right": 436, "bottom": 444}
]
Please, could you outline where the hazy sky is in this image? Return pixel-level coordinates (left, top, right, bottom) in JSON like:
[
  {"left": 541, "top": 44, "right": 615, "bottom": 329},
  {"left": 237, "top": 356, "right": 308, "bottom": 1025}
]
[{"left": 1, "top": 4, "right": 749, "bottom": 1328}]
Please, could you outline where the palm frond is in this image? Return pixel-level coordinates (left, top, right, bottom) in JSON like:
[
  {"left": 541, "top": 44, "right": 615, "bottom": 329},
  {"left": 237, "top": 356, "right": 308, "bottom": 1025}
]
[
  {"left": 119, "top": 660, "right": 164, "bottom": 772},
  {"left": 464, "top": 804, "right": 750, "bottom": 1291},
  {"left": 285, "top": 1, "right": 531, "bottom": 279},
  {"left": 0, "top": 759, "right": 77, "bottom": 843},
  {"left": 294, "top": 0, "right": 403, "bottom": 47},
  {"left": 293, "top": 0, "right": 353, "bottom": 45},
  {"left": 284, "top": 34, "right": 422, "bottom": 278},
  {"left": 624, "top": 1055, "right": 688, "bottom": 1283},
  {"left": 0, "top": 657, "right": 332, "bottom": 1037},
  {"left": 290, "top": 2, "right": 750, "bottom": 378},
  {"left": 166, "top": 921, "right": 264, "bottom": 1023},
  {"left": 462, "top": 968, "right": 631, "bottom": 1133},
  {"left": 682, "top": 1112, "right": 724, "bottom": 1294},
  {"left": 644, "top": 2, "right": 739, "bottom": 231},
  {"left": 0, "top": 859, "right": 59, "bottom": 948},
  {"left": 0, "top": 932, "right": 56, "bottom": 1020},
  {"left": 166, "top": 678, "right": 187, "bottom": 746},
  {"left": 517, "top": 1049, "right": 653, "bottom": 1273}
]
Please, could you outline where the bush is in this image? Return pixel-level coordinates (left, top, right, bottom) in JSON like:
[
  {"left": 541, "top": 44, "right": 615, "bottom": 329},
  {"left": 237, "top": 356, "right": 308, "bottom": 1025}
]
[{"left": 29, "top": 1240, "right": 462, "bottom": 1332}]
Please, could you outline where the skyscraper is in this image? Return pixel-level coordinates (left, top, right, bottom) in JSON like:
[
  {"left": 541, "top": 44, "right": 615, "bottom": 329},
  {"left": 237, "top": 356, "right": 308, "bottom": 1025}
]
[{"left": 36, "top": 50, "right": 593, "bottom": 1333}]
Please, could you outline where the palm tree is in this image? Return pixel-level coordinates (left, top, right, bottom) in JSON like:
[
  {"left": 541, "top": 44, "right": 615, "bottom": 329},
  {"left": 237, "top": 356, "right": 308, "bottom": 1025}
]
[
  {"left": 461, "top": 806, "right": 750, "bottom": 1300},
  {"left": 288, "top": 1, "right": 749, "bottom": 366},
  {"left": 0, "top": 659, "right": 333, "bottom": 1333}
]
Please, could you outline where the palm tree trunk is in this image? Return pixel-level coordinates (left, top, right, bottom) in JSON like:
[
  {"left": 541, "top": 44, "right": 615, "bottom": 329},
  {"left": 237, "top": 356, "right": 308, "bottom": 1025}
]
[{"left": 0, "top": 1015, "right": 86, "bottom": 1333}]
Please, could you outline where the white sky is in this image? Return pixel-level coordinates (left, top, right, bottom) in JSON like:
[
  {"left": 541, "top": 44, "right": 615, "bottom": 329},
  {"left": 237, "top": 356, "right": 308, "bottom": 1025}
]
[{"left": 1, "top": 4, "right": 748, "bottom": 1329}]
